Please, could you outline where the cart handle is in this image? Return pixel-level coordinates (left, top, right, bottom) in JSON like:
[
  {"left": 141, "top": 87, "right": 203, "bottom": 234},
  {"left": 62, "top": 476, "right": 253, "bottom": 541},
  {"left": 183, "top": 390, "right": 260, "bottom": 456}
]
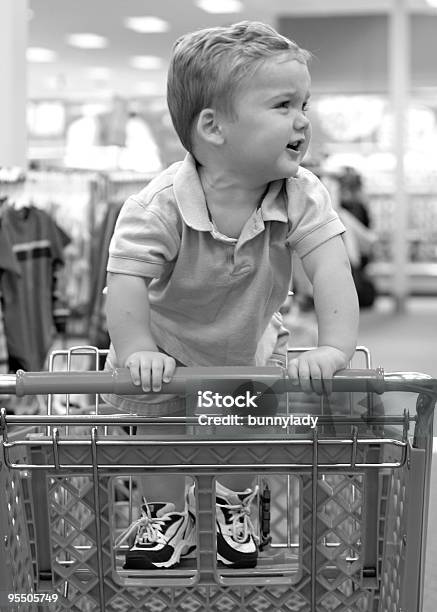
[{"left": 0, "top": 367, "right": 435, "bottom": 397}]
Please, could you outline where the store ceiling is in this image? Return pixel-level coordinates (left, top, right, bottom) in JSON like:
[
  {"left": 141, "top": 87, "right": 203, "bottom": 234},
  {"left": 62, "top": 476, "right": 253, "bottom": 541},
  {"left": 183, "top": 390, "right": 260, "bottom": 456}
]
[{"left": 28, "top": 0, "right": 436, "bottom": 99}]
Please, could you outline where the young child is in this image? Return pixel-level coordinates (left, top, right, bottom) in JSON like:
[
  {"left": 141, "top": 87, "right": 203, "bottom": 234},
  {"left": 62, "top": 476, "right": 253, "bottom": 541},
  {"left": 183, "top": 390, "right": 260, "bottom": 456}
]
[{"left": 105, "top": 21, "right": 359, "bottom": 571}]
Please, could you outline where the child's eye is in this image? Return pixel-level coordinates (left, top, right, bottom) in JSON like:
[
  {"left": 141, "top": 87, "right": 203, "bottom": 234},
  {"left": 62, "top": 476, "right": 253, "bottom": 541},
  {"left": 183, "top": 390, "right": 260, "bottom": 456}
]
[
  {"left": 276, "top": 101, "right": 290, "bottom": 109},
  {"left": 302, "top": 101, "right": 310, "bottom": 112}
]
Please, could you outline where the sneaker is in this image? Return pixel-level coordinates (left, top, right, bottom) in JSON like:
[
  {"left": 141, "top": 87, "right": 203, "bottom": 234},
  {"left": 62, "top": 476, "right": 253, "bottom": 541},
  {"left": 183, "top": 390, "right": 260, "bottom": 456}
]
[
  {"left": 183, "top": 483, "right": 197, "bottom": 558},
  {"left": 115, "top": 498, "right": 196, "bottom": 569},
  {"left": 215, "top": 482, "right": 259, "bottom": 568}
]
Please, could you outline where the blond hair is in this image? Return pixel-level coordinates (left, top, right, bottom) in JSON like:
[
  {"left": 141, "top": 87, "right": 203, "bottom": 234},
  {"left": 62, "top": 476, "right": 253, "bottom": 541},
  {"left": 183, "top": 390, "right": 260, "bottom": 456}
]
[{"left": 167, "top": 21, "right": 311, "bottom": 154}]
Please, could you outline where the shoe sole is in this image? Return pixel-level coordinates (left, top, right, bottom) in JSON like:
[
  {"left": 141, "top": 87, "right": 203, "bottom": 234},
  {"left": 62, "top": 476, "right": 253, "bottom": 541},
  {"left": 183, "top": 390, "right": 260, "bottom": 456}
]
[{"left": 217, "top": 552, "right": 258, "bottom": 569}]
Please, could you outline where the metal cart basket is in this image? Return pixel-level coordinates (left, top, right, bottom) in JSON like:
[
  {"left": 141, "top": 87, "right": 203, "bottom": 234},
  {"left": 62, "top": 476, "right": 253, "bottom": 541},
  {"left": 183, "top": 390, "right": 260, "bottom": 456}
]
[{"left": 0, "top": 346, "right": 435, "bottom": 612}]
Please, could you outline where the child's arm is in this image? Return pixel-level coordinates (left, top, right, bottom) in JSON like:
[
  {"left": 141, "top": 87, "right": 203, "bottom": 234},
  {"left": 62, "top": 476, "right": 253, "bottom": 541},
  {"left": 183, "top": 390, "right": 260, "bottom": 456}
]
[
  {"left": 106, "top": 272, "right": 176, "bottom": 391},
  {"left": 288, "top": 235, "right": 359, "bottom": 394}
]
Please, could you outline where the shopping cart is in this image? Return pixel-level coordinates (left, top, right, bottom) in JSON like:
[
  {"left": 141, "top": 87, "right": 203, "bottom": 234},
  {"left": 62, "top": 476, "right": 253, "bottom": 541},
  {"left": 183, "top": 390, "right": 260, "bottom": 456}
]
[{"left": 0, "top": 346, "right": 435, "bottom": 612}]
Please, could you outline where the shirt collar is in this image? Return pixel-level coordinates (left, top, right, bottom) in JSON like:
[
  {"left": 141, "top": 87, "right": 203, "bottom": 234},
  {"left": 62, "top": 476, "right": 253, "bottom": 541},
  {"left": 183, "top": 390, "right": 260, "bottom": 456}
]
[
  {"left": 173, "top": 153, "right": 212, "bottom": 231},
  {"left": 173, "top": 152, "right": 288, "bottom": 230},
  {"left": 259, "top": 181, "right": 288, "bottom": 224}
]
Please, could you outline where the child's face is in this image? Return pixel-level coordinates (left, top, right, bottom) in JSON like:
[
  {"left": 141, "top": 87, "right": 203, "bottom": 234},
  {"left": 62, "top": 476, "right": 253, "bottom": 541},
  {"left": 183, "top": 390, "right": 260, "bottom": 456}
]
[{"left": 220, "top": 55, "right": 311, "bottom": 184}]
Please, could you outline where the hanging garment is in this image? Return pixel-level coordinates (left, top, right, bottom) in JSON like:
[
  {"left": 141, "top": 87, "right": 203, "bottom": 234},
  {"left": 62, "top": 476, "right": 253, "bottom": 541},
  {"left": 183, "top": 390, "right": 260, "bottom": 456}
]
[
  {"left": 0, "top": 218, "right": 21, "bottom": 373},
  {"left": 0, "top": 291, "right": 8, "bottom": 374},
  {"left": 0, "top": 205, "right": 70, "bottom": 371},
  {"left": 88, "top": 202, "right": 122, "bottom": 349}
]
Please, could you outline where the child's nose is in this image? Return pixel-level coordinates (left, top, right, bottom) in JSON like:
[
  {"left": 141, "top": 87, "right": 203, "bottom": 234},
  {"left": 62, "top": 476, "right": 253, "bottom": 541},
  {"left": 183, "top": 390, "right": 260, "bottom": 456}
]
[{"left": 294, "top": 113, "right": 310, "bottom": 131}]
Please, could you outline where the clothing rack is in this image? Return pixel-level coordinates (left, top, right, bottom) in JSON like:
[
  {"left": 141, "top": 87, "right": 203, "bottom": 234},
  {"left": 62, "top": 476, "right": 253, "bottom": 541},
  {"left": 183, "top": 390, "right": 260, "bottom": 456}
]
[
  {"left": 0, "top": 188, "right": 71, "bottom": 370},
  {"left": 4, "top": 168, "right": 157, "bottom": 342},
  {"left": 0, "top": 167, "right": 27, "bottom": 206}
]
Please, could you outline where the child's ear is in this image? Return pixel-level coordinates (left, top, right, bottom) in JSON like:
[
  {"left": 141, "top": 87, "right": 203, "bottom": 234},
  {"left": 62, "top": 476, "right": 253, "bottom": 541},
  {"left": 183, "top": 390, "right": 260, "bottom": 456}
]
[{"left": 195, "top": 109, "right": 224, "bottom": 145}]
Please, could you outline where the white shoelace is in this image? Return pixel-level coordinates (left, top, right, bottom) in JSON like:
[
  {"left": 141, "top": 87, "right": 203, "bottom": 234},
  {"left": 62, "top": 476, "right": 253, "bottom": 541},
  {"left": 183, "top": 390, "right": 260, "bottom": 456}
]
[
  {"left": 217, "top": 486, "right": 260, "bottom": 544},
  {"left": 115, "top": 500, "right": 170, "bottom": 549}
]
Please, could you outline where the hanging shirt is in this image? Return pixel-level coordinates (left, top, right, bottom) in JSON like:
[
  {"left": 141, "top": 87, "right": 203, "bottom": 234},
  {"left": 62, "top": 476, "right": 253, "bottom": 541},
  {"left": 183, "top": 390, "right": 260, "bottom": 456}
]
[
  {"left": 0, "top": 206, "right": 70, "bottom": 371},
  {"left": 0, "top": 217, "right": 21, "bottom": 374},
  {"left": 0, "top": 292, "right": 7, "bottom": 374},
  {"left": 88, "top": 202, "right": 122, "bottom": 348}
]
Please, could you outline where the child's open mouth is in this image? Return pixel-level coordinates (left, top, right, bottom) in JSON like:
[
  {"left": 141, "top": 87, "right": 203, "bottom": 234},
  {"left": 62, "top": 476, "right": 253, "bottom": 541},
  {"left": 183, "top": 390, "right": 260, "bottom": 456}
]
[{"left": 286, "top": 140, "right": 302, "bottom": 152}]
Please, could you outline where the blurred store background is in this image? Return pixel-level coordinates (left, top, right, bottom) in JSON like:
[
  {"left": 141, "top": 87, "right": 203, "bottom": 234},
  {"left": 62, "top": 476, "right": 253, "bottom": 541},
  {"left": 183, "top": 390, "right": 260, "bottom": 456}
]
[
  {"left": 2, "top": 0, "right": 437, "bottom": 309},
  {"left": 0, "top": 0, "right": 437, "bottom": 609},
  {"left": 0, "top": 10, "right": 436, "bottom": 402},
  {"left": 4, "top": 0, "right": 436, "bottom": 343}
]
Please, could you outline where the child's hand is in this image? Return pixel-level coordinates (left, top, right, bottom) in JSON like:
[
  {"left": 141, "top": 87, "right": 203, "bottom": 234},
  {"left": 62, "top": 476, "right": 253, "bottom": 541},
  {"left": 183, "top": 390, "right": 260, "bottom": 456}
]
[
  {"left": 287, "top": 346, "right": 348, "bottom": 395},
  {"left": 124, "top": 351, "right": 176, "bottom": 392}
]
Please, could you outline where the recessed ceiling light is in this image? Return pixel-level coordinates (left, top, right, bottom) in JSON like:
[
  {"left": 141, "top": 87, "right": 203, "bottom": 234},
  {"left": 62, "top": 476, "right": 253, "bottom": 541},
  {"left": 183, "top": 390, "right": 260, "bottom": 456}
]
[
  {"left": 27, "top": 47, "right": 57, "bottom": 62},
  {"left": 129, "top": 56, "right": 164, "bottom": 70},
  {"left": 124, "top": 16, "right": 170, "bottom": 33},
  {"left": 195, "top": 0, "right": 243, "bottom": 13},
  {"left": 66, "top": 33, "right": 108, "bottom": 49}
]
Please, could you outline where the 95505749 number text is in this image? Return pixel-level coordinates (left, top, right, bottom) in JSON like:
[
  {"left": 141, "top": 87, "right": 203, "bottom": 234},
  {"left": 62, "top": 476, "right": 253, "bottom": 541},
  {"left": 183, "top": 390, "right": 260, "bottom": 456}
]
[{"left": 2, "top": 592, "right": 59, "bottom": 605}]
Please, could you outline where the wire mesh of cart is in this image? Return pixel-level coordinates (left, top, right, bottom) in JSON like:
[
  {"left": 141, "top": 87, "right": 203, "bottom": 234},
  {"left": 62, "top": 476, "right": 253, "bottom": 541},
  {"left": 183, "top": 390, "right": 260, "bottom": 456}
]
[{"left": 0, "top": 346, "right": 435, "bottom": 612}]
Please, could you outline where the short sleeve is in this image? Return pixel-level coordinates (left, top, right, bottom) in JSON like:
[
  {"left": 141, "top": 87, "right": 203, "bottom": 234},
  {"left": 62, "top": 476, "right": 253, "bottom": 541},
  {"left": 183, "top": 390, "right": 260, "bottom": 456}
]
[
  {"left": 46, "top": 215, "right": 71, "bottom": 265},
  {"left": 107, "top": 195, "right": 180, "bottom": 278},
  {"left": 286, "top": 168, "right": 345, "bottom": 258}
]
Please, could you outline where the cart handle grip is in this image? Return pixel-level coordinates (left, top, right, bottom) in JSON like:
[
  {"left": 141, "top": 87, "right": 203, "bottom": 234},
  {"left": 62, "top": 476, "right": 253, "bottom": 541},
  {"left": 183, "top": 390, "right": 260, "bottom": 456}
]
[{"left": 0, "top": 367, "right": 435, "bottom": 397}]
